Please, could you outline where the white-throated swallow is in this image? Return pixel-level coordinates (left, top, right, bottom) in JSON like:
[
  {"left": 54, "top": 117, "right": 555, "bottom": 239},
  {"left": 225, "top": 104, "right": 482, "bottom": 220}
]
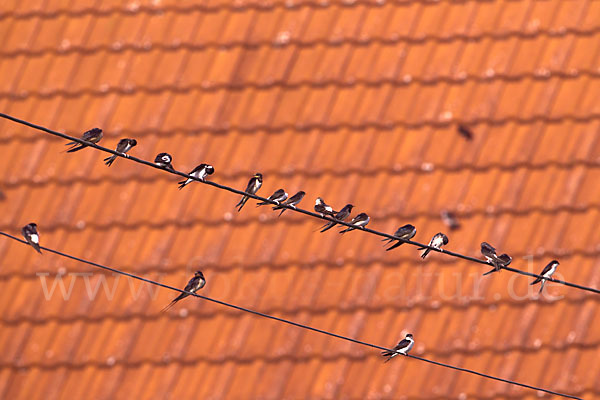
[
  {"left": 385, "top": 224, "right": 417, "bottom": 251},
  {"left": 162, "top": 270, "right": 206, "bottom": 312},
  {"left": 154, "top": 153, "right": 174, "bottom": 170},
  {"left": 381, "top": 333, "right": 414, "bottom": 362},
  {"left": 441, "top": 210, "right": 460, "bottom": 230},
  {"left": 257, "top": 189, "right": 288, "bottom": 207},
  {"left": 314, "top": 197, "right": 336, "bottom": 217},
  {"left": 103, "top": 138, "right": 137, "bottom": 166},
  {"left": 178, "top": 164, "right": 215, "bottom": 189},
  {"left": 65, "top": 128, "right": 103, "bottom": 152},
  {"left": 530, "top": 260, "right": 559, "bottom": 293},
  {"left": 483, "top": 253, "right": 513, "bottom": 275},
  {"left": 457, "top": 124, "right": 473, "bottom": 140},
  {"left": 419, "top": 232, "right": 448, "bottom": 259},
  {"left": 236, "top": 173, "right": 263, "bottom": 212},
  {"left": 319, "top": 204, "right": 354, "bottom": 232},
  {"left": 21, "top": 222, "right": 41, "bottom": 254},
  {"left": 273, "top": 191, "right": 305, "bottom": 217},
  {"left": 339, "top": 212, "right": 370, "bottom": 234}
]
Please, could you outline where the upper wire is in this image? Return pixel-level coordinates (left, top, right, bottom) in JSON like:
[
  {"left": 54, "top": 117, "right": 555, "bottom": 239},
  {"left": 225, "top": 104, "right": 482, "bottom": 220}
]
[{"left": 1, "top": 112, "right": 598, "bottom": 294}]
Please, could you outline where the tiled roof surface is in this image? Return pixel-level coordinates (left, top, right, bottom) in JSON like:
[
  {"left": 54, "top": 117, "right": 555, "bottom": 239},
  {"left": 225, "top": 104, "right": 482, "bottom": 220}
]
[{"left": 1, "top": 0, "right": 600, "bottom": 398}]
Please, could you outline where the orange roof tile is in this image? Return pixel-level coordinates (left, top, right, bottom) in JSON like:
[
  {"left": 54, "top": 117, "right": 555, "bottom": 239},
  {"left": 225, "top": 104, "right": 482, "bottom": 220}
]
[{"left": 1, "top": 0, "right": 600, "bottom": 398}]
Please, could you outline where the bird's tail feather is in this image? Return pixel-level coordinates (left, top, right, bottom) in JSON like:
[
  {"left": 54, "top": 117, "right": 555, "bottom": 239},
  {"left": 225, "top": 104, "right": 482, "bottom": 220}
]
[
  {"left": 177, "top": 180, "right": 189, "bottom": 190},
  {"left": 385, "top": 241, "right": 402, "bottom": 251},
  {"left": 539, "top": 280, "right": 545, "bottom": 293},
  {"left": 236, "top": 196, "right": 248, "bottom": 211},
  {"left": 320, "top": 222, "right": 336, "bottom": 233},
  {"left": 66, "top": 145, "right": 85, "bottom": 153},
  {"left": 482, "top": 268, "right": 497, "bottom": 276},
  {"left": 420, "top": 248, "right": 431, "bottom": 259},
  {"left": 161, "top": 301, "right": 177, "bottom": 313},
  {"left": 32, "top": 243, "right": 42, "bottom": 254},
  {"left": 278, "top": 208, "right": 286, "bottom": 217},
  {"left": 104, "top": 155, "right": 116, "bottom": 166}
]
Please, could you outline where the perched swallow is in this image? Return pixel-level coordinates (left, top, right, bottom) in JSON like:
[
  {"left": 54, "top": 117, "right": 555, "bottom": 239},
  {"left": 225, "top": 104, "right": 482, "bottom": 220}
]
[
  {"left": 441, "top": 210, "right": 460, "bottom": 230},
  {"left": 273, "top": 191, "right": 306, "bottom": 217},
  {"left": 457, "top": 124, "right": 473, "bottom": 140},
  {"left": 257, "top": 189, "right": 288, "bottom": 207},
  {"left": 236, "top": 173, "right": 263, "bottom": 212},
  {"left": 162, "top": 271, "right": 206, "bottom": 312},
  {"left": 482, "top": 253, "right": 513, "bottom": 275},
  {"left": 319, "top": 204, "right": 354, "bottom": 232},
  {"left": 21, "top": 223, "right": 41, "bottom": 254},
  {"left": 65, "top": 128, "right": 103, "bottom": 152},
  {"left": 384, "top": 224, "right": 417, "bottom": 251},
  {"left": 480, "top": 242, "right": 497, "bottom": 263},
  {"left": 339, "top": 212, "right": 370, "bottom": 234},
  {"left": 178, "top": 164, "right": 215, "bottom": 189},
  {"left": 314, "top": 197, "right": 336, "bottom": 217},
  {"left": 419, "top": 232, "right": 448, "bottom": 259},
  {"left": 103, "top": 138, "right": 137, "bottom": 166},
  {"left": 381, "top": 334, "right": 414, "bottom": 362},
  {"left": 530, "top": 260, "right": 559, "bottom": 293},
  {"left": 154, "top": 153, "right": 174, "bottom": 170}
]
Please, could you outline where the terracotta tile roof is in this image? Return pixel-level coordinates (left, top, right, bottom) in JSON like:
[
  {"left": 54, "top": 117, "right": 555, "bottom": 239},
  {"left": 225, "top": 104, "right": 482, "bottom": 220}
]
[{"left": 1, "top": 0, "right": 600, "bottom": 398}]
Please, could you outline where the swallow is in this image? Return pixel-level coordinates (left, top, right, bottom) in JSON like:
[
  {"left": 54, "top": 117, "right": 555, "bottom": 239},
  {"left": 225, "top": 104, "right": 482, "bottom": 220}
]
[
  {"left": 384, "top": 224, "right": 417, "bottom": 251},
  {"left": 178, "top": 164, "right": 215, "bottom": 189},
  {"left": 257, "top": 189, "right": 288, "bottom": 207},
  {"left": 154, "top": 153, "right": 174, "bottom": 170},
  {"left": 21, "top": 223, "right": 41, "bottom": 254},
  {"left": 480, "top": 241, "right": 512, "bottom": 275},
  {"left": 319, "top": 204, "right": 354, "bottom": 232},
  {"left": 65, "top": 127, "right": 103, "bottom": 152},
  {"left": 381, "top": 333, "right": 414, "bottom": 363},
  {"left": 314, "top": 197, "right": 336, "bottom": 217},
  {"left": 273, "top": 191, "right": 305, "bottom": 217},
  {"left": 419, "top": 232, "right": 448, "bottom": 259},
  {"left": 236, "top": 173, "right": 263, "bottom": 212},
  {"left": 103, "top": 138, "right": 137, "bottom": 166},
  {"left": 162, "top": 271, "right": 206, "bottom": 312},
  {"left": 480, "top": 242, "right": 497, "bottom": 263},
  {"left": 482, "top": 253, "right": 513, "bottom": 275},
  {"left": 441, "top": 210, "right": 460, "bottom": 230},
  {"left": 530, "top": 260, "right": 559, "bottom": 293},
  {"left": 457, "top": 124, "right": 473, "bottom": 140},
  {"left": 339, "top": 212, "right": 370, "bottom": 234}
]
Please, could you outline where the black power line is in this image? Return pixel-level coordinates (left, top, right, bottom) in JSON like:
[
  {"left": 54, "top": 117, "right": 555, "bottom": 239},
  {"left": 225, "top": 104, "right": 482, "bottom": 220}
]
[
  {"left": 1, "top": 112, "right": 598, "bottom": 295},
  {"left": 0, "top": 231, "right": 582, "bottom": 400}
]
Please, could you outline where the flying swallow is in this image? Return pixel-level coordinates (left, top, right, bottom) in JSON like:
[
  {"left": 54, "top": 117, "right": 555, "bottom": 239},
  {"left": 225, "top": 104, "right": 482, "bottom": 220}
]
[
  {"left": 65, "top": 128, "right": 103, "bottom": 152},
  {"left": 314, "top": 197, "right": 336, "bottom": 217},
  {"left": 530, "top": 260, "right": 559, "bottom": 293},
  {"left": 384, "top": 224, "right": 417, "bottom": 251},
  {"left": 162, "top": 271, "right": 206, "bottom": 312},
  {"left": 178, "top": 164, "right": 215, "bottom": 189},
  {"left": 103, "top": 138, "right": 137, "bottom": 166},
  {"left": 236, "top": 173, "right": 263, "bottom": 212},
  {"left": 319, "top": 204, "right": 354, "bottom": 232},
  {"left": 154, "top": 153, "right": 174, "bottom": 170},
  {"left": 273, "top": 191, "right": 305, "bottom": 216},
  {"left": 457, "top": 124, "right": 473, "bottom": 140},
  {"left": 419, "top": 232, "right": 448, "bottom": 259},
  {"left": 21, "top": 223, "right": 41, "bottom": 254},
  {"left": 441, "top": 210, "right": 460, "bottom": 230},
  {"left": 381, "top": 333, "right": 414, "bottom": 363},
  {"left": 257, "top": 189, "right": 288, "bottom": 207},
  {"left": 339, "top": 212, "right": 370, "bottom": 234}
]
